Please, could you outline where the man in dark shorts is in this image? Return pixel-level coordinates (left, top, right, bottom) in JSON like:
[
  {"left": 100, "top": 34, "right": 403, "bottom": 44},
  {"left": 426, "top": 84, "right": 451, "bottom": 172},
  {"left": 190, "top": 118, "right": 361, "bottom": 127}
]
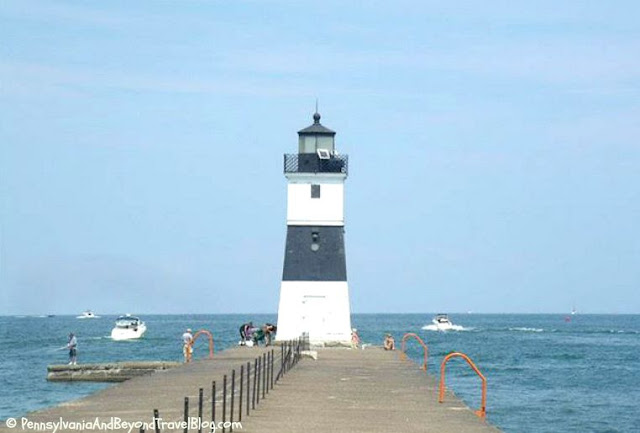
[{"left": 67, "top": 332, "right": 77, "bottom": 365}]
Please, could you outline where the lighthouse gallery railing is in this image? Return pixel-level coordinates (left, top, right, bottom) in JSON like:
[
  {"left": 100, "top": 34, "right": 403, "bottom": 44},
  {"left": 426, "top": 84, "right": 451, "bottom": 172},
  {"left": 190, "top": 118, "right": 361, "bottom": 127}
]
[{"left": 284, "top": 153, "right": 348, "bottom": 175}]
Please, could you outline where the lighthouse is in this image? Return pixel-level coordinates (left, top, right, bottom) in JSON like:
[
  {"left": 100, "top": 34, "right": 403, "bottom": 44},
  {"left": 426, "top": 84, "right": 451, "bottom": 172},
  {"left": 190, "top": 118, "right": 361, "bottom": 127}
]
[{"left": 275, "top": 112, "right": 352, "bottom": 346}]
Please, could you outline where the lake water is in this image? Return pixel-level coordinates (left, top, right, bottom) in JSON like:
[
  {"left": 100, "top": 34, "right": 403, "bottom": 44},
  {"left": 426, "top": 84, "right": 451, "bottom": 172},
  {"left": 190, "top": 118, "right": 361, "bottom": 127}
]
[{"left": 1, "top": 314, "right": 638, "bottom": 433}]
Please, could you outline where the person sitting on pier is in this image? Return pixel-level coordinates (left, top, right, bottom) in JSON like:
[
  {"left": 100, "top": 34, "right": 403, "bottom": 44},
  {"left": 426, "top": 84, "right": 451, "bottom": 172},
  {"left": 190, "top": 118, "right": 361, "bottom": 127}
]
[
  {"left": 67, "top": 332, "right": 77, "bottom": 365},
  {"left": 239, "top": 322, "right": 253, "bottom": 346},
  {"left": 383, "top": 333, "right": 395, "bottom": 351},
  {"left": 182, "top": 328, "right": 193, "bottom": 363}
]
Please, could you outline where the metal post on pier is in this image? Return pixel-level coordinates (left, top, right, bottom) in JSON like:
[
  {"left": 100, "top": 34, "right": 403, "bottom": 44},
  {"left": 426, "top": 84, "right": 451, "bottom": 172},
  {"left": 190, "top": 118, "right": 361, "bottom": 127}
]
[
  {"left": 262, "top": 353, "right": 266, "bottom": 399},
  {"left": 222, "top": 374, "right": 227, "bottom": 433},
  {"left": 283, "top": 341, "right": 287, "bottom": 375},
  {"left": 153, "top": 409, "right": 161, "bottom": 433},
  {"left": 264, "top": 352, "right": 269, "bottom": 395},
  {"left": 239, "top": 364, "right": 244, "bottom": 422},
  {"left": 246, "top": 361, "right": 250, "bottom": 416},
  {"left": 256, "top": 356, "right": 261, "bottom": 405},
  {"left": 266, "top": 351, "right": 271, "bottom": 391},
  {"left": 252, "top": 358, "right": 257, "bottom": 409},
  {"left": 230, "top": 369, "right": 235, "bottom": 432},
  {"left": 198, "top": 388, "right": 204, "bottom": 433},
  {"left": 183, "top": 397, "right": 189, "bottom": 433},
  {"left": 270, "top": 350, "right": 274, "bottom": 390},
  {"left": 211, "top": 381, "right": 216, "bottom": 427}
]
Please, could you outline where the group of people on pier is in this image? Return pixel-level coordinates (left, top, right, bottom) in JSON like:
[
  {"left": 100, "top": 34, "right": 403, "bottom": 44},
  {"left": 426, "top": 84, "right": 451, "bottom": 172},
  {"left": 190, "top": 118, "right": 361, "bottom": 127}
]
[
  {"left": 179, "top": 322, "right": 277, "bottom": 363},
  {"left": 350, "top": 329, "right": 395, "bottom": 351},
  {"left": 65, "top": 325, "right": 396, "bottom": 365},
  {"left": 238, "top": 322, "right": 278, "bottom": 347}
]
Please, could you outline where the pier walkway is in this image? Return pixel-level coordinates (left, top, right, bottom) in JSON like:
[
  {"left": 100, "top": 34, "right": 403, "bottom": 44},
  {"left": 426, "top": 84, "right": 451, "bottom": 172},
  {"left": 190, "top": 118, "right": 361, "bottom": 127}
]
[
  {"left": 2, "top": 347, "right": 500, "bottom": 433},
  {"left": 242, "top": 348, "right": 499, "bottom": 433},
  {"left": 2, "top": 348, "right": 270, "bottom": 433}
]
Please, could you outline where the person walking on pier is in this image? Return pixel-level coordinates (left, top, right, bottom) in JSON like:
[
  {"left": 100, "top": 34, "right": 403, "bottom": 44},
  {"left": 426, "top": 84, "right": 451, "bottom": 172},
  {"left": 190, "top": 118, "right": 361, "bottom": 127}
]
[
  {"left": 182, "top": 328, "right": 193, "bottom": 363},
  {"left": 67, "top": 333, "right": 77, "bottom": 365}
]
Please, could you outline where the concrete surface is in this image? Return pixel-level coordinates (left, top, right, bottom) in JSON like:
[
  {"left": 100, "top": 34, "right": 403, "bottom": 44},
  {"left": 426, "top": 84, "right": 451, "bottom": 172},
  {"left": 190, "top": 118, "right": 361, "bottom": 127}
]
[
  {"left": 242, "top": 348, "right": 501, "bottom": 433},
  {"left": 1, "top": 347, "right": 272, "bottom": 433},
  {"left": 47, "top": 361, "right": 182, "bottom": 382},
  {"left": 1, "top": 347, "right": 501, "bottom": 433}
]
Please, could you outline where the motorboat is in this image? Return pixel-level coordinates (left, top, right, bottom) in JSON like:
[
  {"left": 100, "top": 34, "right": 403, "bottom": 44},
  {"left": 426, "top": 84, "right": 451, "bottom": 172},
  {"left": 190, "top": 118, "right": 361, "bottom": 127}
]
[
  {"left": 111, "top": 315, "right": 147, "bottom": 340},
  {"left": 77, "top": 310, "right": 100, "bottom": 319},
  {"left": 432, "top": 314, "right": 455, "bottom": 330},
  {"left": 422, "top": 314, "right": 465, "bottom": 331}
]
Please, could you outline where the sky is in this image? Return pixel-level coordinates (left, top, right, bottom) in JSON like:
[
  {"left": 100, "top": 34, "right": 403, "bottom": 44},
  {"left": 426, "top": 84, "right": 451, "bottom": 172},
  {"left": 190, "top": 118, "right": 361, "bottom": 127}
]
[{"left": 1, "top": 0, "right": 639, "bottom": 315}]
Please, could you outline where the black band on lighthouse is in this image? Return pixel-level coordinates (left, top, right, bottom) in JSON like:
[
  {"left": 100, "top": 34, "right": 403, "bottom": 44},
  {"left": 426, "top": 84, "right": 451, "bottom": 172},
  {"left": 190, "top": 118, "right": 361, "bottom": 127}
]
[{"left": 282, "top": 226, "right": 347, "bottom": 281}]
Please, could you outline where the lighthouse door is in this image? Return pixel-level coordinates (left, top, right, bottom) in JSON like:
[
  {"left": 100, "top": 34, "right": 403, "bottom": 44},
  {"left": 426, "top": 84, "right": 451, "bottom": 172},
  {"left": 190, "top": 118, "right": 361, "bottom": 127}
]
[{"left": 301, "top": 295, "right": 327, "bottom": 340}]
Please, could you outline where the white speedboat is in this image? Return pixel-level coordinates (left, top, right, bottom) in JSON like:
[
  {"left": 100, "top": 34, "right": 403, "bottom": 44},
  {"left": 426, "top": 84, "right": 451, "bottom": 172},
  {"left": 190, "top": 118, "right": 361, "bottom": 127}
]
[
  {"left": 77, "top": 310, "right": 100, "bottom": 319},
  {"left": 111, "top": 315, "right": 147, "bottom": 340},
  {"left": 422, "top": 314, "right": 466, "bottom": 331},
  {"left": 432, "top": 314, "right": 455, "bottom": 330}
]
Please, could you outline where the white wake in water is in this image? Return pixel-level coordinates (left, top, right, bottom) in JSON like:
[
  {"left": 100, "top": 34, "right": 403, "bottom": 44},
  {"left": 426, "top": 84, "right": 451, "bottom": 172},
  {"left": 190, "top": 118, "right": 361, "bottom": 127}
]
[
  {"left": 509, "top": 327, "right": 544, "bottom": 333},
  {"left": 421, "top": 324, "right": 471, "bottom": 331}
]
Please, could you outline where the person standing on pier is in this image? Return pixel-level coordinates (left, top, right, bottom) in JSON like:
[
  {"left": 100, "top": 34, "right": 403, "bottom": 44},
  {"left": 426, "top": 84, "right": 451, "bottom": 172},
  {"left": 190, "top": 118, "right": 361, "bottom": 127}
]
[
  {"left": 182, "top": 328, "right": 193, "bottom": 363},
  {"left": 67, "top": 333, "right": 77, "bottom": 365},
  {"left": 351, "top": 329, "right": 360, "bottom": 349}
]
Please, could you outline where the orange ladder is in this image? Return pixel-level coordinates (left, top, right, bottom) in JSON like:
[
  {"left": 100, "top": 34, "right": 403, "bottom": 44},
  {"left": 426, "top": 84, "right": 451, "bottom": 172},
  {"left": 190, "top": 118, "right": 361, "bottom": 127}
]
[
  {"left": 399, "top": 333, "right": 429, "bottom": 371},
  {"left": 192, "top": 329, "right": 215, "bottom": 359},
  {"left": 438, "top": 352, "right": 487, "bottom": 419}
]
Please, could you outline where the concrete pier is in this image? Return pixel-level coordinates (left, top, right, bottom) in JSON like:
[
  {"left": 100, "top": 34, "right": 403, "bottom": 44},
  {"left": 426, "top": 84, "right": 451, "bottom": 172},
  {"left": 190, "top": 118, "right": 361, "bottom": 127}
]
[
  {"left": 5, "top": 348, "right": 269, "bottom": 433},
  {"left": 47, "top": 361, "right": 181, "bottom": 382},
  {"left": 2, "top": 347, "right": 501, "bottom": 433},
  {"left": 242, "top": 348, "right": 500, "bottom": 433}
]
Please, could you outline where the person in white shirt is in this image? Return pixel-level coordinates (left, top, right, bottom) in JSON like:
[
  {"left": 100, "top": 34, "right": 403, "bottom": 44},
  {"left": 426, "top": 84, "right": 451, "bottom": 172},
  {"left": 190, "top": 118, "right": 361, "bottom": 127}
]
[
  {"left": 182, "top": 328, "right": 193, "bottom": 363},
  {"left": 67, "top": 333, "right": 78, "bottom": 365}
]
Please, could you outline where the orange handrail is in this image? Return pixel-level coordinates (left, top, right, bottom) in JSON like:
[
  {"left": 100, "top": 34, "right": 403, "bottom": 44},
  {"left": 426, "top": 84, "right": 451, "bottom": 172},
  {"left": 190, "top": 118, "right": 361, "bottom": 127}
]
[
  {"left": 399, "top": 333, "right": 428, "bottom": 371},
  {"left": 438, "top": 352, "right": 487, "bottom": 419},
  {"left": 192, "top": 330, "right": 215, "bottom": 359}
]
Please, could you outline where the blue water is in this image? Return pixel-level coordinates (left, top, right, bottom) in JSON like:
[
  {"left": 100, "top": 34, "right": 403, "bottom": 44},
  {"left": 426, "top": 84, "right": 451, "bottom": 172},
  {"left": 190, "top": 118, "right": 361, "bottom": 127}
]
[{"left": 1, "top": 314, "right": 639, "bottom": 433}]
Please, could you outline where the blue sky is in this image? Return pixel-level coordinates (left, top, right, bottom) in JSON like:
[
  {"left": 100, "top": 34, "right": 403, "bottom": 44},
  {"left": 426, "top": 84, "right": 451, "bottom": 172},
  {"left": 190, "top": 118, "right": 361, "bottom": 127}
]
[{"left": 1, "top": 1, "right": 639, "bottom": 314}]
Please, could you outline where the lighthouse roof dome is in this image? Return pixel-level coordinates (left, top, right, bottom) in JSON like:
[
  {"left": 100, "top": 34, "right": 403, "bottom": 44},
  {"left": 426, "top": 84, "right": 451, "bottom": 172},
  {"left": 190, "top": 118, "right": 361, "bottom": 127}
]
[{"left": 298, "top": 112, "right": 336, "bottom": 136}]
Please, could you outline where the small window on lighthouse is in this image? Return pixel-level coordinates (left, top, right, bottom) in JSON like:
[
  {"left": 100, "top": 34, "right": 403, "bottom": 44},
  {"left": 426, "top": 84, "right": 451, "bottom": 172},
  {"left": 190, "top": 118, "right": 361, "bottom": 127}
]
[{"left": 311, "top": 184, "right": 321, "bottom": 198}]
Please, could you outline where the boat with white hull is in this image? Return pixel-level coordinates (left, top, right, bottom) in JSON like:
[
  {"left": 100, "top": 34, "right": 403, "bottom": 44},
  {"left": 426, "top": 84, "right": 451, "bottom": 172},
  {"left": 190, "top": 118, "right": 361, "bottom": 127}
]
[
  {"left": 111, "top": 315, "right": 147, "bottom": 340},
  {"left": 77, "top": 310, "right": 100, "bottom": 319},
  {"left": 422, "top": 314, "right": 466, "bottom": 331}
]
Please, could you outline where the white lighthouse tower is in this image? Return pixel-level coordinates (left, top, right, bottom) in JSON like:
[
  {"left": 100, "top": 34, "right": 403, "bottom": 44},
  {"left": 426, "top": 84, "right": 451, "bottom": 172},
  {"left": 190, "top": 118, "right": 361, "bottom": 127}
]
[{"left": 275, "top": 112, "right": 352, "bottom": 346}]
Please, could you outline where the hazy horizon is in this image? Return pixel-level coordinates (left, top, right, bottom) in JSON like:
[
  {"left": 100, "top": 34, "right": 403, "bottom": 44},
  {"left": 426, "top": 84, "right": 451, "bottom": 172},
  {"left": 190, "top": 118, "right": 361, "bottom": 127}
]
[{"left": 2, "top": 310, "right": 634, "bottom": 317}]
